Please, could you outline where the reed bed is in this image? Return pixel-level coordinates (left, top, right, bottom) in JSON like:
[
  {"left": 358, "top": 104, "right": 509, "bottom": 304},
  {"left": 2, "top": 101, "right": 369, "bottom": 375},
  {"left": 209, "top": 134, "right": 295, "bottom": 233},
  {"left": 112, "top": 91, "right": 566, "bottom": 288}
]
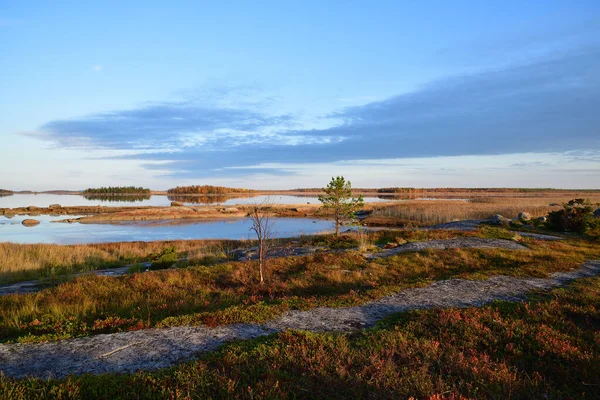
[
  {"left": 370, "top": 195, "right": 600, "bottom": 226},
  {"left": 0, "top": 240, "right": 239, "bottom": 284}
]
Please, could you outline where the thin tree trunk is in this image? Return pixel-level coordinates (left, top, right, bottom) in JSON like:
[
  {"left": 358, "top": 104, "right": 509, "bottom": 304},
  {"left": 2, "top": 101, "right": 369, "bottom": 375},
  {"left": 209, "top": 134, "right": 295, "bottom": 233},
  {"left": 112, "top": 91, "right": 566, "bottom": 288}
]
[{"left": 259, "top": 238, "right": 264, "bottom": 284}]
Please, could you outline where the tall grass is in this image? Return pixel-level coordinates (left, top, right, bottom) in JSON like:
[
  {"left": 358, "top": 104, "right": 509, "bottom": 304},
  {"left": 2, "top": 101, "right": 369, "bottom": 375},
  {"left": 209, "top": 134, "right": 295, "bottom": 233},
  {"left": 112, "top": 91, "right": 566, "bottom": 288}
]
[
  {"left": 369, "top": 195, "right": 600, "bottom": 225},
  {"left": 0, "top": 240, "right": 239, "bottom": 284}
]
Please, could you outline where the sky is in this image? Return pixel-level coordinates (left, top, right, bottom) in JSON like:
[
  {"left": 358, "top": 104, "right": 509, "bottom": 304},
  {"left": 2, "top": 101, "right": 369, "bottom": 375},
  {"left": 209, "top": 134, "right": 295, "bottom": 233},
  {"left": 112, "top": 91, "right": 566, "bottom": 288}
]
[{"left": 1, "top": 1, "right": 600, "bottom": 190}]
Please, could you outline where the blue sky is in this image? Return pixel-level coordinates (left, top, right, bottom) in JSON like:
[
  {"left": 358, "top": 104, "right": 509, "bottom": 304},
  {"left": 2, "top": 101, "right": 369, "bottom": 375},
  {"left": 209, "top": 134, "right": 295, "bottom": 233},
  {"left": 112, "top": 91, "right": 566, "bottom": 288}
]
[{"left": 1, "top": 1, "right": 599, "bottom": 190}]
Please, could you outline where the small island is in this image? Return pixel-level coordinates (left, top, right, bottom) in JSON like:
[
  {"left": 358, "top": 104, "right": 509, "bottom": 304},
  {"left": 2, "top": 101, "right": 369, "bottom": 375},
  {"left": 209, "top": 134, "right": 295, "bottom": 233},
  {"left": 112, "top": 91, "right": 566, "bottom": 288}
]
[
  {"left": 167, "top": 185, "right": 257, "bottom": 195},
  {"left": 83, "top": 186, "right": 151, "bottom": 195}
]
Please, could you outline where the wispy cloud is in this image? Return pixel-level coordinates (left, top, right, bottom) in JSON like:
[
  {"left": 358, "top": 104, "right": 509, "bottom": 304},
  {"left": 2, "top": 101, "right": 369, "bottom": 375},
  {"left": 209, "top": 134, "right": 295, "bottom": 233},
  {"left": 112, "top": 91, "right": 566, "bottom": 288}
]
[
  {"left": 92, "top": 65, "right": 103, "bottom": 72},
  {"left": 27, "top": 44, "right": 600, "bottom": 179}
]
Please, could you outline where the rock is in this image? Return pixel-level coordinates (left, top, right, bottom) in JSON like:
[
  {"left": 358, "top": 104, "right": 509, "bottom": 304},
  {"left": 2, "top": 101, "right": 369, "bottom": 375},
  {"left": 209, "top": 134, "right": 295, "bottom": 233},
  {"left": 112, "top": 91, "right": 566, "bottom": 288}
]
[
  {"left": 488, "top": 214, "right": 511, "bottom": 226},
  {"left": 171, "top": 201, "right": 184, "bottom": 207},
  {"left": 26, "top": 206, "right": 39, "bottom": 211},
  {"left": 518, "top": 212, "right": 532, "bottom": 222},
  {"left": 48, "top": 204, "right": 62, "bottom": 209},
  {"left": 223, "top": 207, "right": 239, "bottom": 213},
  {"left": 21, "top": 219, "right": 40, "bottom": 227},
  {"left": 534, "top": 216, "right": 547, "bottom": 224},
  {"left": 594, "top": 208, "right": 600, "bottom": 218}
]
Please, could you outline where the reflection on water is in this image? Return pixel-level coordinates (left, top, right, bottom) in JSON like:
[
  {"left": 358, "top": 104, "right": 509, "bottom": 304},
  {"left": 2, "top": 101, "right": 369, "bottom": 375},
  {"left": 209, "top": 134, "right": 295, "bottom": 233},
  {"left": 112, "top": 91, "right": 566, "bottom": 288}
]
[
  {"left": 168, "top": 194, "right": 261, "bottom": 205},
  {"left": 83, "top": 194, "right": 152, "bottom": 203},
  {"left": 0, "top": 215, "right": 333, "bottom": 244},
  {"left": 0, "top": 194, "right": 391, "bottom": 208}
]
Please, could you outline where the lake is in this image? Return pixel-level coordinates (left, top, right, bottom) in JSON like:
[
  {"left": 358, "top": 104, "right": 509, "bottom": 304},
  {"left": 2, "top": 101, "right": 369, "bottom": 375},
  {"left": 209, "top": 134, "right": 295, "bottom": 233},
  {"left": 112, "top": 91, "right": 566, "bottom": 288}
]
[
  {"left": 0, "top": 214, "right": 334, "bottom": 244},
  {"left": 0, "top": 194, "right": 392, "bottom": 208}
]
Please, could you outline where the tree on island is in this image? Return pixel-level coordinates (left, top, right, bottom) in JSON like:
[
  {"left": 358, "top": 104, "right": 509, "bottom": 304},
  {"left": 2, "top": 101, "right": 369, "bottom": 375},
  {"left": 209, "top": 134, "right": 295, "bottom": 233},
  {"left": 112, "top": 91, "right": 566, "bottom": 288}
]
[
  {"left": 83, "top": 186, "right": 150, "bottom": 195},
  {"left": 318, "top": 176, "right": 364, "bottom": 236}
]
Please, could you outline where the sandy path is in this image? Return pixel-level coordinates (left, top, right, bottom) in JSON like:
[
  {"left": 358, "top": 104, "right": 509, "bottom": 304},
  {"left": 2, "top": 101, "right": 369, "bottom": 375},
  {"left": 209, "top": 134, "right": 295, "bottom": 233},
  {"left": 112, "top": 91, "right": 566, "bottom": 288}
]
[{"left": 1, "top": 260, "right": 598, "bottom": 379}]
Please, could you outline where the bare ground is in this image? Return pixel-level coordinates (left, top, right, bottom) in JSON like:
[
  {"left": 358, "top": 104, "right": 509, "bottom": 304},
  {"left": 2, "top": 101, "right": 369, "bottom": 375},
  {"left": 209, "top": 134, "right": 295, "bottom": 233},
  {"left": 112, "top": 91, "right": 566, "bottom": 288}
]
[
  {"left": 1, "top": 260, "right": 598, "bottom": 379},
  {"left": 363, "top": 237, "right": 528, "bottom": 259}
]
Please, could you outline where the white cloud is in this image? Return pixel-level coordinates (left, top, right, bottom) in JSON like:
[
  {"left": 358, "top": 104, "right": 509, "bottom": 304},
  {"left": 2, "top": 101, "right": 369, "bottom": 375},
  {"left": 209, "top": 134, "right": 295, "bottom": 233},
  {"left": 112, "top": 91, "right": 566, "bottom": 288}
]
[{"left": 92, "top": 65, "right": 102, "bottom": 72}]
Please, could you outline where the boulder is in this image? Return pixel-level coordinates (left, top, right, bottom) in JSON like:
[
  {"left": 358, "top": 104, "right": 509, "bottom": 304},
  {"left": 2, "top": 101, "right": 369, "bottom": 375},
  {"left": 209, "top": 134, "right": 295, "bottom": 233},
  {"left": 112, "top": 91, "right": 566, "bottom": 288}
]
[
  {"left": 170, "top": 201, "right": 184, "bottom": 207},
  {"left": 21, "top": 219, "right": 40, "bottom": 227},
  {"left": 26, "top": 206, "right": 39, "bottom": 211},
  {"left": 49, "top": 204, "right": 62, "bottom": 209},
  {"left": 594, "top": 208, "right": 600, "bottom": 218},
  {"left": 488, "top": 214, "right": 511, "bottom": 226},
  {"left": 518, "top": 212, "right": 532, "bottom": 222},
  {"left": 223, "top": 207, "right": 239, "bottom": 213}
]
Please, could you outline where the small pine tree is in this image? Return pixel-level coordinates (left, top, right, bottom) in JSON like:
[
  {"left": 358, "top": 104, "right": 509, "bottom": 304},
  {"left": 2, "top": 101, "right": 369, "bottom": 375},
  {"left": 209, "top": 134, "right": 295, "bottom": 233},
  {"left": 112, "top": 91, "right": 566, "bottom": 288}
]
[{"left": 318, "top": 176, "right": 364, "bottom": 236}]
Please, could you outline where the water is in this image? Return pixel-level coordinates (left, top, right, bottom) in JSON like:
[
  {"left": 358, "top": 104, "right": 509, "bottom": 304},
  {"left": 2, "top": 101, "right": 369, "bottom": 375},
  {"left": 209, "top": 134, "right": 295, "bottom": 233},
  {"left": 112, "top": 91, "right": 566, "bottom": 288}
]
[
  {"left": 0, "top": 194, "right": 391, "bottom": 208},
  {"left": 0, "top": 215, "right": 334, "bottom": 244}
]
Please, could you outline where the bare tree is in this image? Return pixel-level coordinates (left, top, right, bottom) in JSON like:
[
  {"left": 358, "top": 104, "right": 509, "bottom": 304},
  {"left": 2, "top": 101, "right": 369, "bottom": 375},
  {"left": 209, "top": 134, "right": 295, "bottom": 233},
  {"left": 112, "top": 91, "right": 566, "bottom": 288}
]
[{"left": 248, "top": 199, "right": 276, "bottom": 284}]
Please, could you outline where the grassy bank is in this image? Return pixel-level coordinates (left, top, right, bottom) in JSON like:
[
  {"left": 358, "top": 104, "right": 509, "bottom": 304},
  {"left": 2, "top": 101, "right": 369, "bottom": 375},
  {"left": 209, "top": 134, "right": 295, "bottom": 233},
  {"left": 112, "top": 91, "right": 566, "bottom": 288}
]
[
  {"left": 1, "top": 228, "right": 599, "bottom": 344},
  {"left": 1, "top": 274, "right": 598, "bottom": 399},
  {"left": 0, "top": 240, "right": 240, "bottom": 284},
  {"left": 368, "top": 195, "right": 600, "bottom": 226}
]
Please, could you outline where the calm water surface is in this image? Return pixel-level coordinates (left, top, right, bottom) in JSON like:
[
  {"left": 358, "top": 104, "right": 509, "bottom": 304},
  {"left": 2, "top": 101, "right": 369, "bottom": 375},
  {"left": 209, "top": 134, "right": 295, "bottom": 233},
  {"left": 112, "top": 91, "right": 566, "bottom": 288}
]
[
  {"left": 0, "top": 214, "right": 334, "bottom": 244},
  {"left": 0, "top": 194, "right": 391, "bottom": 208}
]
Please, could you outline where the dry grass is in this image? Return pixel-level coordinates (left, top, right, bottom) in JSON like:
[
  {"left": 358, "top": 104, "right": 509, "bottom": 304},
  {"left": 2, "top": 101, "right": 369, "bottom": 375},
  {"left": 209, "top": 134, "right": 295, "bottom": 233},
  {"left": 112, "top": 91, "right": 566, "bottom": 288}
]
[
  {"left": 1, "top": 229, "right": 599, "bottom": 343},
  {"left": 369, "top": 195, "right": 600, "bottom": 226},
  {"left": 0, "top": 240, "right": 240, "bottom": 284}
]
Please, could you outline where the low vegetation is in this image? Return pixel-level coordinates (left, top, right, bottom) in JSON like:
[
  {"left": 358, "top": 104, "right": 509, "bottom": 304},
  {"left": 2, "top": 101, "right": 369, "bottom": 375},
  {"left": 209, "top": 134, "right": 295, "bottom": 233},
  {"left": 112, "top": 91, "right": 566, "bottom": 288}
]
[
  {"left": 1, "top": 228, "right": 599, "bottom": 344},
  {"left": 1, "top": 275, "right": 598, "bottom": 398},
  {"left": 83, "top": 187, "right": 151, "bottom": 195},
  {"left": 546, "top": 198, "right": 600, "bottom": 237},
  {"left": 1, "top": 190, "right": 600, "bottom": 398}
]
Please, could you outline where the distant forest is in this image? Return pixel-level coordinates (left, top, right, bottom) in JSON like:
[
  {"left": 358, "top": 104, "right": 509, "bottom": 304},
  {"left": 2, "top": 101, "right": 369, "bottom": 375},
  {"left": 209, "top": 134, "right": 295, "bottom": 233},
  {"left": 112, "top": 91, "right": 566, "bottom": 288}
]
[
  {"left": 83, "top": 186, "right": 151, "bottom": 195},
  {"left": 167, "top": 185, "right": 257, "bottom": 195},
  {"left": 83, "top": 194, "right": 151, "bottom": 202},
  {"left": 294, "top": 187, "right": 596, "bottom": 193},
  {"left": 376, "top": 188, "right": 598, "bottom": 193}
]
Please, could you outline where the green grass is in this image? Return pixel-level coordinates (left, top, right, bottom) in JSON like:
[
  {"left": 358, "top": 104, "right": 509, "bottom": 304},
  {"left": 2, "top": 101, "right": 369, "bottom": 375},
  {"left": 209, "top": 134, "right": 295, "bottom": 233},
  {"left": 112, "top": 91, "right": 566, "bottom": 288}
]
[
  {"left": 1, "top": 275, "right": 599, "bottom": 399},
  {"left": 1, "top": 228, "right": 599, "bottom": 344}
]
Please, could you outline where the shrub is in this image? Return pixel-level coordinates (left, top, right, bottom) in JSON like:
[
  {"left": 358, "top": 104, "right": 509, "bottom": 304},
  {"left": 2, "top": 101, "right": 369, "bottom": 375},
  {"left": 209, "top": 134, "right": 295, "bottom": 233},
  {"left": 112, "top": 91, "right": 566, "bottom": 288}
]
[
  {"left": 149, "top": 246, "right": 178, "bottom": 270},
  {"left": 546, "top": 199, "right": 600, "bottom": 235}
]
